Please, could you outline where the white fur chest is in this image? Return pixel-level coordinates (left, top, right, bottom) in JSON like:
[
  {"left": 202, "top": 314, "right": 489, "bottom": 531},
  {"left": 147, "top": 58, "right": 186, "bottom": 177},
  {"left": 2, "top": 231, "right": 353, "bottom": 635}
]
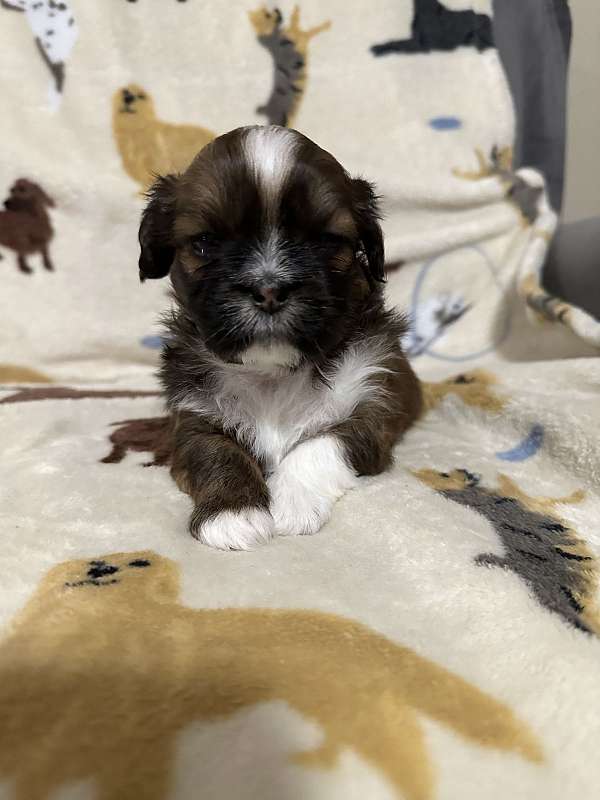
[
  {"left": 176, "top": 339, "right": 389, "bottom": 473},
  {"left": 212, "top": 367, "right": 331, "bottom": 471}
]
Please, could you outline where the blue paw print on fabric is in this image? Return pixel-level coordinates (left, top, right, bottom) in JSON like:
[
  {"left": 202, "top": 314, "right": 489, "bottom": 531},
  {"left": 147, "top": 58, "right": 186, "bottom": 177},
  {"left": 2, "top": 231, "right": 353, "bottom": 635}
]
[
  {"left": 429, "top": 116, "right": 462, "bottom": 131},
  {"left": 140, "top": 335, "right": 163, "bottom": 350},
  {"left": 496, "top": 424, "right": 544, "bottom": 462}
]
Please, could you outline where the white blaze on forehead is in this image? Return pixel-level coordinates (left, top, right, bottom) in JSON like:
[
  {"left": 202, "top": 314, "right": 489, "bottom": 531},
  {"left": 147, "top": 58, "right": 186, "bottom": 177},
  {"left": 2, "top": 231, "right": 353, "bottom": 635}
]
[
  {"left": 247, "top": 231, "right": 293, "bottom": 283},
  {"left": 243, "top": 126, "right": 298, "bottom": 202}
]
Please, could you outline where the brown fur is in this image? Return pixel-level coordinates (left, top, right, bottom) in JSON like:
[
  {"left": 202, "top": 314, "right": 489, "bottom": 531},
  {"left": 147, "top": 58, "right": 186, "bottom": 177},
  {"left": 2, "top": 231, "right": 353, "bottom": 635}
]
[
  {"left": 169, "top": 411, "right": 271, "bottom": 535},
  {"left": 0, "top": 178, "right": 55, "bottom": 274},
  {"left": 112, "top": 84, "right": 215, "bottom": 192},
  {"left": 0, "top": 550, "right": 543, "bottom": 800},
  {"left": 330, "top": 332, "right": 423, "bottom": 476},
  {"left": 163, "top": 314, "right": 421, "bottom": 542}
]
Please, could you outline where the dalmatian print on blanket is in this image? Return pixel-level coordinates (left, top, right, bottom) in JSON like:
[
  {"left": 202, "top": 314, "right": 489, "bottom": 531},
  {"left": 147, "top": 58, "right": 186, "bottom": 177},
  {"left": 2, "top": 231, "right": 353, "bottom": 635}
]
[{"left": 1, "top": 0, "right": 78, "bottom": 107}]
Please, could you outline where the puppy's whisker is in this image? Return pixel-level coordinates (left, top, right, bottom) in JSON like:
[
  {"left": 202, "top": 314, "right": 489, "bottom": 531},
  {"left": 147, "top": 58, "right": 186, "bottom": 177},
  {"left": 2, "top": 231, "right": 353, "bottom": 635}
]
[{"left": 202, "top": 311, "right": 253, "bottom": 345}]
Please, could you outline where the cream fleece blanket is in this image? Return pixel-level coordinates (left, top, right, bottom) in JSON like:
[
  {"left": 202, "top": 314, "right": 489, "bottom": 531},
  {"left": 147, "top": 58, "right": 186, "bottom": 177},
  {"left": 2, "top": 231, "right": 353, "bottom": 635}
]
[{"left": 1, "top": 2, "right": 600, "bottom": 799}]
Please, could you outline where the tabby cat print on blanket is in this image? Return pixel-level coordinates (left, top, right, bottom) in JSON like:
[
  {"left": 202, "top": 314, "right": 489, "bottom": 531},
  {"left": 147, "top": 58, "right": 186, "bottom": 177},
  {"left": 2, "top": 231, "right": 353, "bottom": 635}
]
[{"left": 249, "top": 5, "right": 331, "bottom": 127}]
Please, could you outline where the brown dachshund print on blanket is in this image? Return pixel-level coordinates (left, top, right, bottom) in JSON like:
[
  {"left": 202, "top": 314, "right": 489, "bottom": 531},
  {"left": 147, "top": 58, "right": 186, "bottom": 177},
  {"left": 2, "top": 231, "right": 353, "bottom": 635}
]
[
  {"left": 249, "top": 5, "right": 331, "bottom": 127},
  {"left": 0, "top": 179, "right": 55, "bottom": 274},
  {"left": 101, "top": 417, "right": 171, "bottom": 467},
  {"left": 0, "top": 387, "right": 159, "bottom": 403},
  {"left": 0, "top": 551, "right": 542, "bottom": 800}
]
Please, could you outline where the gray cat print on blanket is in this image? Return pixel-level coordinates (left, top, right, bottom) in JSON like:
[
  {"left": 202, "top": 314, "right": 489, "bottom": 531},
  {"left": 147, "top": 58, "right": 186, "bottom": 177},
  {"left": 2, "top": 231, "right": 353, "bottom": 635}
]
[
  {"left": 415, "top": 469, "right": 599, "bottom": 635},
  {"left": 371, "top": 0, "right": 494, "bottom": 56}
]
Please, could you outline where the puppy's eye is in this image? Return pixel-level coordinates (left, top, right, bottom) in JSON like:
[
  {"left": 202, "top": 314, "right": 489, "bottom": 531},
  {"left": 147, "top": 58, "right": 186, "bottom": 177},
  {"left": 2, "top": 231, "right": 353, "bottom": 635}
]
[
  {"left": 137, "top": 94, "right": 146, "bottom": 100},
  {"left": 191, "top": 233, "right": 218, "bottom": 260}
]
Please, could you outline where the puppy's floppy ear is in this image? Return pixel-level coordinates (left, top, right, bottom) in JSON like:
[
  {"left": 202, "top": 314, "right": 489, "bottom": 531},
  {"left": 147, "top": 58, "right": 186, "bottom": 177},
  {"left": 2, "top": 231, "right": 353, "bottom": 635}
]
[
  {"left": 138, "top": 174, "right": 179, "bottom": 282},
  {"left": 351, "top": 178, "right": 385, "bottom": 284}
]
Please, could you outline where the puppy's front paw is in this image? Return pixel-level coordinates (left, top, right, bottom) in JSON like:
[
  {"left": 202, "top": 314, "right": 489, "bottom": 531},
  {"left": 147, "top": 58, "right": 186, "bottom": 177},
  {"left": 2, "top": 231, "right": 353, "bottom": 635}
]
[
  {"left": 191, "top": 507, "right": 274, "bottom": 551},
  {"left": 268, "top": 436, "right": 358, "bottom": 537},
  {"left": 269, "top": 476, "right": 334, "bottom": 537}
]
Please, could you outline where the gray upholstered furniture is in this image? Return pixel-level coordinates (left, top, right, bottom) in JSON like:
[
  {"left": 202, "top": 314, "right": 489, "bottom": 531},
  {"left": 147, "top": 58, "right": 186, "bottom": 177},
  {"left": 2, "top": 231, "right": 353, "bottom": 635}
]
[{"left": 495, "top": 0, "right": 600, "bottom": 321}]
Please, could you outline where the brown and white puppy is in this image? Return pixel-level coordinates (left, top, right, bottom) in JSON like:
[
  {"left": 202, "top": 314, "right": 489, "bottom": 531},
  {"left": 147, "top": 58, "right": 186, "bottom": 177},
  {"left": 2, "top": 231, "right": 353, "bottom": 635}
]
[{"left": 139, "top": 125, "right": 422, "bottom": 550}]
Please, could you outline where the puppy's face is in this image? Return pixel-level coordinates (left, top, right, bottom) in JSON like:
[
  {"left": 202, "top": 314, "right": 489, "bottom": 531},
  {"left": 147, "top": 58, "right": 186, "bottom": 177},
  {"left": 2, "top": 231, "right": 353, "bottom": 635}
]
[{"left": 138, "top": 126, "right": 384, "bottom": 367}]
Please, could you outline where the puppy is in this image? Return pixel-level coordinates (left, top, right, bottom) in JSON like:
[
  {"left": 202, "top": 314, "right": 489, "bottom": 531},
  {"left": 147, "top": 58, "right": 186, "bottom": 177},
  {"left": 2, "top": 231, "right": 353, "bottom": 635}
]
[{"left": 138, "top": 125, "right": 422, "bottom": 550}]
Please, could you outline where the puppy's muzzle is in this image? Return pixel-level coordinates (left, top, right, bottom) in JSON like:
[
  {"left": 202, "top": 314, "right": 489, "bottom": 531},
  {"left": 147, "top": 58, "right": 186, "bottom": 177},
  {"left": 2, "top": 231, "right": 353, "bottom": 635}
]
[{"left": 239, "top": 281, "right": 298, "bottom": 315}]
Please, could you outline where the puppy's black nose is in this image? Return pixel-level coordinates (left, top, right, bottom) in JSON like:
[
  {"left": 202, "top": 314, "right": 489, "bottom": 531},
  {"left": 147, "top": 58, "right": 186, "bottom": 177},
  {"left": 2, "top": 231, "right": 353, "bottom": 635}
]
[
  {"left": 251, "top": 285, "right": 289, "bottom": 314},
  {"left": 122, "top": 89, "right": 135, "bottom": 105}
]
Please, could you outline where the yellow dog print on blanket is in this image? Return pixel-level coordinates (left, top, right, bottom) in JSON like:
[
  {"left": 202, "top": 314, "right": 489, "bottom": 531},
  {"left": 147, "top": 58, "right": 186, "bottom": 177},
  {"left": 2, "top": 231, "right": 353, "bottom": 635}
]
[
  {"left": 0, "top": 552, "right": 542, "bottom": 800},
  {"left": 112, "top": 84, "right": 215, "bottom": 192}
]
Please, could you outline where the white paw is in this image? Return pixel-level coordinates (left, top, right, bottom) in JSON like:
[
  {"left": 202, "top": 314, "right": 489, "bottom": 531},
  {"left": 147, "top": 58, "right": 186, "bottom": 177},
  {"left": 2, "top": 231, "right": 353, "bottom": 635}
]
[
  {"left": 268, "top": 436, "right": 358, "bottom": 537},
  {"left": 193, "top": 508, "right": 274, "bottom": 551},
  {"left": 270, "top": 473, "right": 336, "bottom": 536}
]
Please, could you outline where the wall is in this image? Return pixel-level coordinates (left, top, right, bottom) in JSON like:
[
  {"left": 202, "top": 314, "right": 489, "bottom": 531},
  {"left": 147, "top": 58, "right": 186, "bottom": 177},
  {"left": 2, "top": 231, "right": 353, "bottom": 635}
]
[{"left": 563, "top": 0, "right": 600, "bottom": 222}]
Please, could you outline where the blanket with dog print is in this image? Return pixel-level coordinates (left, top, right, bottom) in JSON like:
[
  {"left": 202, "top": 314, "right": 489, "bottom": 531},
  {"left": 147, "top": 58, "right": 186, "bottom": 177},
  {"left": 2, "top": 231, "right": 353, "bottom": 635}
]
[{"left": 1, "top": 2, "right": 600, "bottom": 800}]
